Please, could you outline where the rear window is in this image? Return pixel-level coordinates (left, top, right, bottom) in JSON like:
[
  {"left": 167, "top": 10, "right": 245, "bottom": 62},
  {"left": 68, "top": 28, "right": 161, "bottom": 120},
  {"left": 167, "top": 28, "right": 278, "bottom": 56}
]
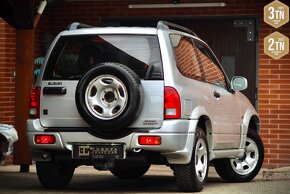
[{"left": 43, "top": 35, "right": 163, "bottom": 80}]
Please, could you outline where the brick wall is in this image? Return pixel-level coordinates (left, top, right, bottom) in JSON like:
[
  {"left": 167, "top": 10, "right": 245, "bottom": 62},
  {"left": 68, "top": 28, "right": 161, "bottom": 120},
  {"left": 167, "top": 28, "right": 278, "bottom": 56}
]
[
  {"left": 259, "top": 17, "right": 290, "bottom": 168},
  {"left": 0, "top": 18, "right": 16, "bottom": 164},
  {"left": 0, "top": 19, "right": 16, "bottom": 125}
]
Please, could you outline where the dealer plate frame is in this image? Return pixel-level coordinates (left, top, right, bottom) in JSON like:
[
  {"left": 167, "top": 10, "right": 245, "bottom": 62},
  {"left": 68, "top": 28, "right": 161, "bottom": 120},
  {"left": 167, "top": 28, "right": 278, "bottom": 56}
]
[{"left": 72, "top": 143, "right": 126, "bottom": 159}]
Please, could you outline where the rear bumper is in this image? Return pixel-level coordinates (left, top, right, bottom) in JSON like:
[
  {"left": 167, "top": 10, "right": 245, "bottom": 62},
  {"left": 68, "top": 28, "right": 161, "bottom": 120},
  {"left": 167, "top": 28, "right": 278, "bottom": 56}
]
[{"left": 27, "top": 119, "right": 198, "bottom": 164}]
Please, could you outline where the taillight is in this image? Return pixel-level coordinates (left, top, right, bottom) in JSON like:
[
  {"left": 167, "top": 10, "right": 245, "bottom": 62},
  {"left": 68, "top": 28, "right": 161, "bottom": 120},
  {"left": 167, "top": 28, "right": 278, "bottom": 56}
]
[
  {"left": 29, "top": 87, "right": 41, "bottom": 118},
  {"left": 164, "top": 86, "right": 181, "bottom": 119},
  {"left": 138, "top": 136, "right": 161, "bottom": 145},
  {"left": 34, "top": 135, "right": 55, "bottom": 144}
]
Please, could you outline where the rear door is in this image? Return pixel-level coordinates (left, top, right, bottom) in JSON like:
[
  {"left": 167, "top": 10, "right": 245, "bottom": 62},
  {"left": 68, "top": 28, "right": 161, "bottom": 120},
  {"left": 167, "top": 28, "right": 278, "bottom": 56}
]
[{"left": 39, "top": 34, "right": 164, "bottom": 129}]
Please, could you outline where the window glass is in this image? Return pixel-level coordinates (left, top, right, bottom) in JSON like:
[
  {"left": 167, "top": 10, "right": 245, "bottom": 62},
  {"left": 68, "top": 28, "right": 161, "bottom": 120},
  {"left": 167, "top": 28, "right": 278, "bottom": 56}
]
[
  {"left": 193, "top": 42, "right": 226, "bottom": 88},
  {"left": 43, "top": 35, "right": 162, "bottom": 80},
  {"left": 170, "top": 34, "right": 204, "bottom": 81},
  {"left": 170, "top": 34, "right": 226, "bottom": 88}
]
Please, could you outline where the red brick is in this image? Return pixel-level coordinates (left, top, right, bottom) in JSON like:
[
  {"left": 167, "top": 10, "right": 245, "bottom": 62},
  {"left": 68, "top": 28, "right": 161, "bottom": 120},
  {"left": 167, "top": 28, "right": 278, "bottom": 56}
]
[
  {"left": 259, "top": 104, "right": 279, "bottom": 109},
  {"left": 271, "top": 110, "right": 290, "bottom": 115},
  {"left": 279, "top": 105, "right": 290, "bottom": 109},
  {"left": 260, "top": 64, "right": 280, "bottom": 70},
  {"left": 261, "top": 133, "right": 278, "bottom": 139},
  {"left": 270, "top": 119, "right": 290, "bottom": 124},
  {"left": 265, "top": 153, "right": 278, "bottom": 159},
  {"left": 269, "top": 149, "right": 290, "bottom": 154},
  {"left": 259, "top": 94, "right": 278, "bottom": 99},
  {"left": 270, "top": 90, "right": 290, "bottom": 94},
  {"left": 262, "top": 124, "right": 279, "bottom": 129},
  {"left": 279, "top": 144, "right": 290, "bottom": 149},
  {"left": 270, "top": 70, "right": 290, "bottom": 74},
  {"left": 260, "top": 114, "right": 278, "bottom": 119},
  {"left": 270, "top": 139, "right": 290, "bottom": 144},
  {"left": 280, "top": 125, "right": 290, "bottom": 129}
]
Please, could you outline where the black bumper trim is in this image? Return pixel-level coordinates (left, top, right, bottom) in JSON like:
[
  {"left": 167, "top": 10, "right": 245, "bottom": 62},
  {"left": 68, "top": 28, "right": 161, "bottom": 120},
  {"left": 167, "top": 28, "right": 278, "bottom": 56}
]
[{"left": 44, "top": 128, "right": 90, "bottom": 132}]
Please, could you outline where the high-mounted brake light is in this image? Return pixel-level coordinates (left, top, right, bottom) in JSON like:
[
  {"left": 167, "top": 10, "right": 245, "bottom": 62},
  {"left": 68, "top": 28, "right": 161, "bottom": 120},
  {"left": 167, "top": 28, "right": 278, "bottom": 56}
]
[
  {"left": 94, "top": 37, "right": 105, "bottom": 42},
  {"left": 29, "top": 87, "right": 41, "bottom": 118},
  {"left": 34, "top": 135, "right": 55, "bottom": 144},
  {"left": 164, "top": 86, "right": 181, "bottom": 119},
  {"left": 138, "top": 136, "right": 161, "bottom": 145}
]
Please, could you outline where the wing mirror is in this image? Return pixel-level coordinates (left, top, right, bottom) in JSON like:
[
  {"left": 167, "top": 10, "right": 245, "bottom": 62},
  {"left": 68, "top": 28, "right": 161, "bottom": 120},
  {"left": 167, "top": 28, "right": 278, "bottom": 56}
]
[{"left": 231, "top": 76, "right": 248, "bottom": 91}]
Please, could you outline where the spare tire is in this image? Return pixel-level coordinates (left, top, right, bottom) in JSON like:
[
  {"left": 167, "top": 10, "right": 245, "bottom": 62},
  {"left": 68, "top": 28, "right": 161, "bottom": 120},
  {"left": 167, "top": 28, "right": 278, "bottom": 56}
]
[{"left": 75, "top": 62, "right": 143, "bottom": 139}]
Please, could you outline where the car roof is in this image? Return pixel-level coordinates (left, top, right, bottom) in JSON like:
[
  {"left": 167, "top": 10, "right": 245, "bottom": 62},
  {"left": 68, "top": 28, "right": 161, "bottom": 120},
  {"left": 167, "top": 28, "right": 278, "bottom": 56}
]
[{"left": 60, "top": 26, "right": 158, "bottom": 36}]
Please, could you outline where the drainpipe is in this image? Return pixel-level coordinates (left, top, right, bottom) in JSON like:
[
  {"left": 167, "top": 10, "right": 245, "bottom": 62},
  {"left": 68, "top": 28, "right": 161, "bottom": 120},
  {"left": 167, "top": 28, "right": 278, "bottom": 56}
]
[{"left": 34, "top": 0, "right": 47, "bottom": 29}]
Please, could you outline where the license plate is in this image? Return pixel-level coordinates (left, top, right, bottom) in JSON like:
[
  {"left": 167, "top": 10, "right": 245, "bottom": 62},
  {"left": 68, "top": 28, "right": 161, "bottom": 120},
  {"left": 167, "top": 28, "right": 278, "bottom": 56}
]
[{"left": 72, "top": 144, "right": 125, "bottom": 159}]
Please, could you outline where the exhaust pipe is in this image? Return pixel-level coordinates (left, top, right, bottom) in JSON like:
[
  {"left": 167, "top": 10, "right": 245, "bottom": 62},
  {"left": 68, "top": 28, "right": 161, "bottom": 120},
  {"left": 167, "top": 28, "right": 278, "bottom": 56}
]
[{"left": 132, "top": 148, "right": 142, "bottom": 153}]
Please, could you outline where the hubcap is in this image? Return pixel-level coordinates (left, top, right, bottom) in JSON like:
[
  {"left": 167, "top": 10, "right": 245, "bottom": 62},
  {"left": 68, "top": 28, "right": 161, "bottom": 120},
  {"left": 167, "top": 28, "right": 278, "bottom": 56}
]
[
  {"left": 195, "top": 138, "right": 208, "bottom": 182},
  {"left": 85, "top": 75, "right": 128, "bottom": 120},
  {"left": 230, "top": 137, "right": 259, "bottom": 175}
]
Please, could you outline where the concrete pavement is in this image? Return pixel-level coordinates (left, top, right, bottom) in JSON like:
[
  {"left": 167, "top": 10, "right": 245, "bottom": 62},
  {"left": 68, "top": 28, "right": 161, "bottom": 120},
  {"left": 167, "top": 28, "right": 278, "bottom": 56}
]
[
  {"left": 1, "top": 163, "right": 290, "bottom": 180},
  {"left": 0, "top": 164, "right": 290, "bottom": 193}
]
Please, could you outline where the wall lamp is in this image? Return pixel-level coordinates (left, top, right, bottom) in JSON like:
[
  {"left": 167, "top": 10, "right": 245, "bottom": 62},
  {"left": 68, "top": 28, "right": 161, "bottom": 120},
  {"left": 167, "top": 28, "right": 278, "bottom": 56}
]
[{"left": 128, "top": 2, "right": 226, "bottom": 9}]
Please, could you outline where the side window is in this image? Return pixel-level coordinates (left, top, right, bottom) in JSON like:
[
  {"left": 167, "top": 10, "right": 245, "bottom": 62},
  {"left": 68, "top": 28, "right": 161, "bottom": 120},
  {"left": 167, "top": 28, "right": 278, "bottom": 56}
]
[
  {"left": 170, "top": 34, "right": 226, "bottom": 88},
  {"left": 170, "top": 34, "right": 204, "bottom": 81},
  {"left": 193, "top": 41, "right": 227, "bottom": 89}
]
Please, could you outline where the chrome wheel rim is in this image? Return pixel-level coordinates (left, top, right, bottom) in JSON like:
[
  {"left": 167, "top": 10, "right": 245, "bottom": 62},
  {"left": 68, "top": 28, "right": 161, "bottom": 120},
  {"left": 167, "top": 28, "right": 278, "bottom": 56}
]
[
  {"left": 85, "top": 74, "right": 128, "bottom": 120},
  {"left": 230, "top": 137, "right": 259, "bottom": 175},
  {"left": 195, "top": 138, "right": 208, "bottom": 182}
]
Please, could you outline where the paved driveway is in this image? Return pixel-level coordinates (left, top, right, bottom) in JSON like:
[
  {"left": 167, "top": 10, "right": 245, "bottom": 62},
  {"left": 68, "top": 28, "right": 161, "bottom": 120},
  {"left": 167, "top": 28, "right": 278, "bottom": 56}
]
[{"left": 0, "top": 165, "right": 289, "bottom": 194}]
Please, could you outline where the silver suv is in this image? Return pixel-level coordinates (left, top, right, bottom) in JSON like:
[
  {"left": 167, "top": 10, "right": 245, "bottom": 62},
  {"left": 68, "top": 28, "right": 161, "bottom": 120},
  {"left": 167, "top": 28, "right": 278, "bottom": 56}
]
[{"left": 27, "top": 21, "right": 264, "bottom": 192}]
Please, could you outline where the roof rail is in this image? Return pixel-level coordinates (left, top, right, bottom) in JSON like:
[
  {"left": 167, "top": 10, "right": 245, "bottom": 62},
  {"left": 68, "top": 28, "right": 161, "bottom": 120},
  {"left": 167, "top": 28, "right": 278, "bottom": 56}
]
[
  {"left": 67, "top": 22, "right": 94, "bottom": 30},
  {"left": 157, "top": 21, "right": 198, "bottom": 37}
]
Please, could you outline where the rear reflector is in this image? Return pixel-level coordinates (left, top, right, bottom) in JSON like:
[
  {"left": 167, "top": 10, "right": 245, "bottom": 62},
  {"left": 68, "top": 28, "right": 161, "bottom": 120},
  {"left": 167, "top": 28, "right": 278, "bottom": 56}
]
[
  {"left": 164, "top": 86, "right": 181, "bottom": 119},
  {"left": 35, "top": 135, "right": 55, "bottom": 144},
  {"left": 138, "top": 136, "right": 161, "bottom": 145}
]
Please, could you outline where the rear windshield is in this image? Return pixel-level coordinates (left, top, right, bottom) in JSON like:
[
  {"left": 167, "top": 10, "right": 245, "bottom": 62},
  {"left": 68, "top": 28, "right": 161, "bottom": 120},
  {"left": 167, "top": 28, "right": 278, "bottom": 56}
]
[{"left": 43, "top": 35, "right": 163, "bottom": 80}]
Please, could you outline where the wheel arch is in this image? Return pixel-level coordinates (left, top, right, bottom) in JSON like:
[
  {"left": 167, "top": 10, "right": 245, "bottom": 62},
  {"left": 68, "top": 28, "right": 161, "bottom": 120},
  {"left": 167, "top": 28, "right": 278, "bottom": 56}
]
[
  {"left": 190, "top": 105, "right": 213, "bottom": 150},
  {"left": 190, "top": 106, "right": 212, "bottom": 134},
  {"left": 197, "top": 115, "right": 213, "bottom": 159},
  {"left": 197, "top": 115, "right": 212, "bottom": 136},
  {"left": 240, "top": 109, "right": 261, "bottom": 151},
  {"left": 242, "top": 108, "right": 261, "bottom": 135},
  {"left": 248, "top": 115, "right": 260, "bottom": 133}
]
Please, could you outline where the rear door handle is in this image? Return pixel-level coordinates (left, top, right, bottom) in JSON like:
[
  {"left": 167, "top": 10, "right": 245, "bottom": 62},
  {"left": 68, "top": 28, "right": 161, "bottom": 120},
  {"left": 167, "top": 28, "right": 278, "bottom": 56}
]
[
  {"left": 213, "top": 91, "right": 221, "bottom": 98},
  {"left": 43, "top": 87, "right": 67, "bottom": 95}
]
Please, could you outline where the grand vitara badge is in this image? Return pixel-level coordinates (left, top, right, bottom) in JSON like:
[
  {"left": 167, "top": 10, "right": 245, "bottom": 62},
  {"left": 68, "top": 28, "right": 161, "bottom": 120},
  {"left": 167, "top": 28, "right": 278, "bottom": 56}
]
[{"left": 48, "top": 81, "right": 62, "bottom": 85}]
